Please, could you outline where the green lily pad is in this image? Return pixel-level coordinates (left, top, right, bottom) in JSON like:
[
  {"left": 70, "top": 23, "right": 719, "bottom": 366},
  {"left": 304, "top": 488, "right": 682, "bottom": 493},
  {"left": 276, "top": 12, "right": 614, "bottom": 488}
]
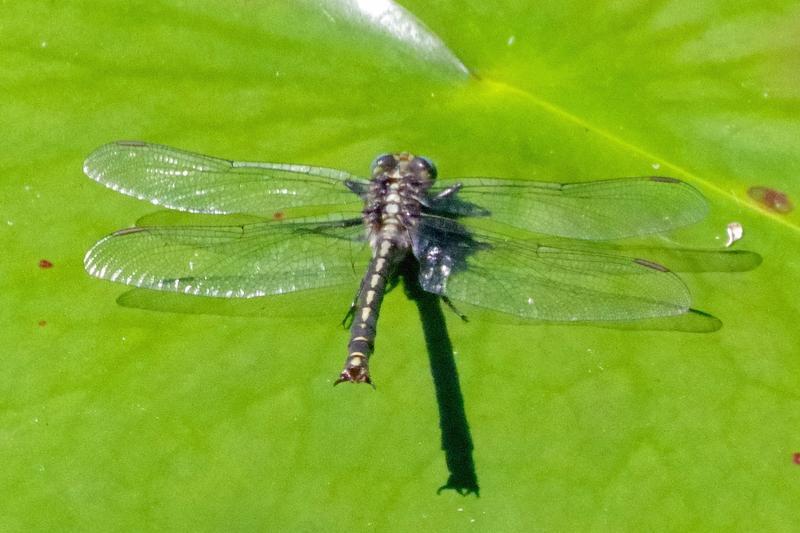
[{"left": 2, "top": 1, "right": 798, "bottom": 530}]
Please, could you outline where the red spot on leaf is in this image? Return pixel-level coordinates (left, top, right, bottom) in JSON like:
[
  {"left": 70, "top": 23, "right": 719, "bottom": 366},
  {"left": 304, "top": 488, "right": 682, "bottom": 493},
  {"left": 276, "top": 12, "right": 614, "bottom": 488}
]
[
  {"left": 38, "top": 259, "right": 53, "bottom": 269},
  {"left": 273, "top": 211, "right": 285, "bottom": 220},
  {"left": 747, "top": 186, "right": 794, "bottom": 214},
  {"left": 793, "top": 452, "right": 800, "bottom": 465}
]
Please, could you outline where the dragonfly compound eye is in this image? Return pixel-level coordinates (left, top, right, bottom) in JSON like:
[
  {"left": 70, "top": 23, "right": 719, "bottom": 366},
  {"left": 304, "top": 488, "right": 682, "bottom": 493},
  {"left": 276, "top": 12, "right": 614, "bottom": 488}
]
[
  {"left": 370, "top": 153, "right": 397, "bottom": 175},
  {"left": 409, "top": 156, "right": 437, "bottom": 180}
]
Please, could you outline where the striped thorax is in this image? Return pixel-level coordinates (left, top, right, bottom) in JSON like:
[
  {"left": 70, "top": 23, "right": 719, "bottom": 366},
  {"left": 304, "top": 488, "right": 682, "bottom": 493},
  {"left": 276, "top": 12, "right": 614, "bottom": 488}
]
[{"left": 335, "top": 152, "right": 437, "bottom": 385}]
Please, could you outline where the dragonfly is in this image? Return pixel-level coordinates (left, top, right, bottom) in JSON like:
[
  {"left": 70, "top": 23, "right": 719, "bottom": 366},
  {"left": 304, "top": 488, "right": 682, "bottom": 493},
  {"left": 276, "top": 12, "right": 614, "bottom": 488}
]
[{"left": 84, "top": 141, "right": 711, "bottom": 385}]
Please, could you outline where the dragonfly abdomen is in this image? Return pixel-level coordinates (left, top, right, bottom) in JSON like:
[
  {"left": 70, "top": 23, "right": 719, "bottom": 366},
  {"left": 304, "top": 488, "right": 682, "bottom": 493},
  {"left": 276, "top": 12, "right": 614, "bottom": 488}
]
[{"left": 337, "top": 240, "right": 399, "bottom": 385}]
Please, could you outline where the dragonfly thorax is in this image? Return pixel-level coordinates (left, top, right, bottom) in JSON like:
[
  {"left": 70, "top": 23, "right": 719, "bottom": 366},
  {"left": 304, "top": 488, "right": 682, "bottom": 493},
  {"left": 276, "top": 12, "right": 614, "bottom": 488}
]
[{"left": 364, "top": 152, "right": 437, "bottom": 254}]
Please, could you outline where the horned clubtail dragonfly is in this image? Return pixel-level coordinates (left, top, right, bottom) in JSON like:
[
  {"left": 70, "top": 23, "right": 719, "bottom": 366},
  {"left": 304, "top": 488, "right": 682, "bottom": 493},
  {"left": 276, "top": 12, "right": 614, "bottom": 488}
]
[{"left": 84, "top": 141, "right": 717, "bottom": 385}]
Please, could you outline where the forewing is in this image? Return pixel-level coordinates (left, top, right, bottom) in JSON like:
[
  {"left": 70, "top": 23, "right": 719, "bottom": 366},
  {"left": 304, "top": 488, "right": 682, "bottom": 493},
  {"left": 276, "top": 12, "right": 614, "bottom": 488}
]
[
  {"left": 431, "top": 176, "right": 708, "bottom": 240},
  {"left": 414, "top": 216, "right": 690, "bottom": 321},
  {"left": 84, "top": 141, "right": 367, "bottom": 216},
  {"left": 84, "top": 216, "right": 368, "bottom": 298}
]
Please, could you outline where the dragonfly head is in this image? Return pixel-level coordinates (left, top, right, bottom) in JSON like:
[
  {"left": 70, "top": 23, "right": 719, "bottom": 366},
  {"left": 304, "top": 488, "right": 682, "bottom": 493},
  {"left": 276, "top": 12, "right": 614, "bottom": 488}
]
[{"left": 370, "top": 152, "right": 438, "bottom": 181}]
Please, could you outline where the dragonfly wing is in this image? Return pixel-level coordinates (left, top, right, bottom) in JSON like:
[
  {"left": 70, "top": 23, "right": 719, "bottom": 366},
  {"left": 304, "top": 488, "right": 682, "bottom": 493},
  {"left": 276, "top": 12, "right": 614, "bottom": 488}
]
[
  {"left": 430, "top": 176, "right": 708, "bottom": 240},
  {"left": 411, "top": 215, "right": 482, "bottom": 294},
  {"left": 84, "top": 141, "right": 367, "bottom": 216},
  {"left": 413, "top": 216, "right": 690, "bottom": 321},
  {"left": 84, "top": 216, "right": 368, "bottom": 298},
  {"left": 527, "top": 239, "right": 763, "bottom": 273}
]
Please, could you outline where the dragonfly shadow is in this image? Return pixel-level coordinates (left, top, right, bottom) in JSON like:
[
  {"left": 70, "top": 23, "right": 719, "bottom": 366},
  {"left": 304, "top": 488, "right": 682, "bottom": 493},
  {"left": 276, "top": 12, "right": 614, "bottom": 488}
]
[{"left": 399, "top": 258, "right": 480, "bottom": 496}]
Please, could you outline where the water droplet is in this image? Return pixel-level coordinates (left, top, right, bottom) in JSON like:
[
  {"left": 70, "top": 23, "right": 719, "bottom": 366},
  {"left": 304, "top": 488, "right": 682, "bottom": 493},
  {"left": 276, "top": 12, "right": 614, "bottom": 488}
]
[{"left": 725, "top": 222, "right": 743, "bottom": 247}]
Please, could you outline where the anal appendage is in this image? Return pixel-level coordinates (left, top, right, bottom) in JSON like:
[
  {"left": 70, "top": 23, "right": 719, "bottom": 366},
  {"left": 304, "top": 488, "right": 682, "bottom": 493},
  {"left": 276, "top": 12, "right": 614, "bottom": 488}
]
[{"left": 334, "top": 352, "right": 375, "bottom": 387}]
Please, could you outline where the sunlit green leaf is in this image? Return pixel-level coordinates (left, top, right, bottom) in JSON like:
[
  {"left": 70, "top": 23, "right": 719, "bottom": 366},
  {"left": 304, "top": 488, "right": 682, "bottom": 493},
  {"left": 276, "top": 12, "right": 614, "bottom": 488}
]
[{"left": 2, "top": 1, "right": 798, "bottom": 530}]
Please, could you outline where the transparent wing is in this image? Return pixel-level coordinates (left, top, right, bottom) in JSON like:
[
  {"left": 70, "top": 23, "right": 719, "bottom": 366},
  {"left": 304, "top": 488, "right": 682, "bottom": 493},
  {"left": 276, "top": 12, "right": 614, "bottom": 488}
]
[
  {"left": 84, "top": 216, "right": 368, "bottom": 298},
  {"left": 84, "top": 141, "right": 367, "bottom": 216},
  {"left": 414, "top": 216, "right": 690, "bottom": 321},
  {"left": 430, "top": 176, "right": 708, "bottom": 240}
]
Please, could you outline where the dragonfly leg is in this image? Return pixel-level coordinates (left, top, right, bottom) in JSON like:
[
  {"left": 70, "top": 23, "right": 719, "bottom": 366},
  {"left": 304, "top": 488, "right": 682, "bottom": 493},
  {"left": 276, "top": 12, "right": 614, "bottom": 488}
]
[
  {"left": 341, "top": 302, "right": 356, "bottom": 329},
  {"left": 341, "top": 268, "right": 396, "bottom": 328},
  {"left": 442, "top": 296, "right": 469, "bottom": 323},
  {"left": 341, "top": 282, "right": 365, "bottom": 328},
  {"left": 344, "top": 178, "right": 369, "bottom": 199},
  {"left": 433, "top": 182, "right": 463, "bottom": 201}
]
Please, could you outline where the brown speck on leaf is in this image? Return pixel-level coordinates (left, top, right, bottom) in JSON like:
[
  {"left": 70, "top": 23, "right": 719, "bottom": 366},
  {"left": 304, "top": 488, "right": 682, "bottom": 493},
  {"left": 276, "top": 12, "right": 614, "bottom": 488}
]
[
  {"left": 38, "top": 259, "right": 53, "bottom": 269},
  {"left": 747, "top": 186, "right": 794, "bottom": 214}
]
